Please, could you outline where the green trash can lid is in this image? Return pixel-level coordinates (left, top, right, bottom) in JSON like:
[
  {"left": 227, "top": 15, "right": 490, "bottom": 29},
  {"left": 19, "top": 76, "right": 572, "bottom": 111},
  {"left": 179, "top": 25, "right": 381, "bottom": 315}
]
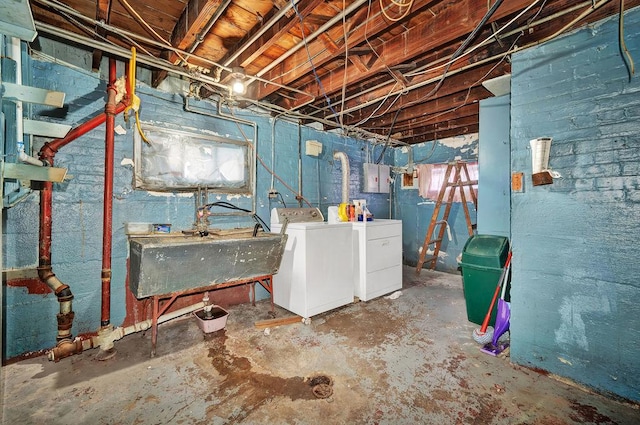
[{"left": 461, "top": 235, "right": 509, "bottom": 269}]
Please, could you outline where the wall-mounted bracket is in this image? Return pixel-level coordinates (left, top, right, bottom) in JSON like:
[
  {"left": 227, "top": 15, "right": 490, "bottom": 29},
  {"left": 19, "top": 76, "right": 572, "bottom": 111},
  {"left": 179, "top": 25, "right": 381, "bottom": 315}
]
[
  {"left": 3, "top": 162, "right": 68, "bottom": 183},
  {"left": 2, "top": 82, "right": 65, "bottom": 107},
  {"left": 23, "top": 119, "right": 71, "bottom": 138},
  {"left": 532, "top": 171, "right": 553, "bottom": 186}
]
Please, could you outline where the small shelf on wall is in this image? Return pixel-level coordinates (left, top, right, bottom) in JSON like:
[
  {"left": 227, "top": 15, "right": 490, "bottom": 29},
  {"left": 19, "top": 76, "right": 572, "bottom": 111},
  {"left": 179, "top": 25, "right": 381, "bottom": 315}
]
[
  {"left": 2, "top": 162, "right": 68, "bottom": 183},
  {"left": 0, "top": 0, "right": 37, "bottom": 42}
]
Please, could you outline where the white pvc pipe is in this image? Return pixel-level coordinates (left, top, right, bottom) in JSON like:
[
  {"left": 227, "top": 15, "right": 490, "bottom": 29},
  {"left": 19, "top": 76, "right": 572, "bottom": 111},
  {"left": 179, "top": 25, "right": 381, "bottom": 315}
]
[
  {"left": 10, "top": 38, "right": 24, "bottom": 152},
  {"left": 123, "top": 301, "right": 206, "bottom": 337},
  {"left": 333, "top": 151, "right": 350, "bottom": 204},
  {"left": 10, "top": 37, "right": 46, "bottom": 167},
  {"left": 88, "top": 301, "right": 206, "bottom": 354},
  {"left": 19, "top": 151, "right": 45, "bottom": 166}
]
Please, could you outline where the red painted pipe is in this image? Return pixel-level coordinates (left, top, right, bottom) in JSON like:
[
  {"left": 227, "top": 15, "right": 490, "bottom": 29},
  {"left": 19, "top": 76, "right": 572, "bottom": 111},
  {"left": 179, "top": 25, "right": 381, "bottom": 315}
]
[
  {"left": 38, "top": 102, "right": 127, "bottom": 263},
  {"left": 101, "top": 58, "right": 118, "bottom": 327},
  {"left": 37, "top": 61, "right": 128, "bottom": 360}
]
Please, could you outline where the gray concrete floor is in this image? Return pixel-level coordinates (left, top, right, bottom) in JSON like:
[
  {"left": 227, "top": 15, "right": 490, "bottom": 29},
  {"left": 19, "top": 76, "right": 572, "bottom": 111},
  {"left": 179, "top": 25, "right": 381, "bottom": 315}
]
[{"left": 2, "top": 267, "right": 638, "bottom": 424}]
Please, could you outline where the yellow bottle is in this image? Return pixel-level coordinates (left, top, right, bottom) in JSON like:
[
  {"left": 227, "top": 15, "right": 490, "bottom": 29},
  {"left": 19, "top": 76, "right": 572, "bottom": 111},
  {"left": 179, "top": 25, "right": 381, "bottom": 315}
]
[{"left": 338, "top": 203, "right": 349, "bottom": 222}]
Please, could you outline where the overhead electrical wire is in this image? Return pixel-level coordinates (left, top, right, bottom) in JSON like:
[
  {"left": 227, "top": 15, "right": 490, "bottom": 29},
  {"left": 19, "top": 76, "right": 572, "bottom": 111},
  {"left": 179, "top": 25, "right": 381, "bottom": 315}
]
[
  {"left": 361, "top": 0, "right": 548, "bottom": 135},
  {"left": 311, "top": 0, "right": 539, "bottom": 134},
  {"left": 291, "top": 0, "right": 341, "bottom": 123},
  {"left": 224, "top": 103, "right": 315, "bottom": 208},
  {"left": 34, "top": 0, "right": 315, "bottom": 103},
  {"left": 117, "top": 0, "right": 170, "bottom": 45},
  {"left": 36, "top": 0, "right": 612, "bottom": 147},
  {"left": 619, "top": 0, "right": 635, "bottom": 78},
  {"left": 351, "top": 82, "right": 402, "bottom": 126},
  {"left": 406, "top": 33, "right": 523, "bottom": 138},
  {"left": 339, "top": 0, "right": 349, "bottom": 127},
  {"left": 373, "top": 0, "right": 505, "bottom": 160},
  {"left": 116, "top": 0, "right": 194, "bottom": 67},
  {"left": 269, "top": 0, "right": 395, "bottom": 87},
  {"left": 405, "top": 0, "right": 543, "bottom": 78},
  {"left": 310, "top": 0, "right": 576, "bottom": 119},
  {"left": 339, "top": 0, "right": 410, "bottom": 139},
  {"left": 46, "top": 0, "right": 155, "bottom": 58},
  {"left": 369, "top": 0, "right": 609, "bottom": 136},
  {"left": 380, "top": 0, "right": 415, "bottom": 22}
]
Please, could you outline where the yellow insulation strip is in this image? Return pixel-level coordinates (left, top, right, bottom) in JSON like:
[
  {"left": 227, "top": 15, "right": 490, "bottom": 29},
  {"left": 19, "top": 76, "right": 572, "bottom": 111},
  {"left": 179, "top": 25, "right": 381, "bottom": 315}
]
[{"left": 127, "top": 47, "right": 152, "bottom": 145}]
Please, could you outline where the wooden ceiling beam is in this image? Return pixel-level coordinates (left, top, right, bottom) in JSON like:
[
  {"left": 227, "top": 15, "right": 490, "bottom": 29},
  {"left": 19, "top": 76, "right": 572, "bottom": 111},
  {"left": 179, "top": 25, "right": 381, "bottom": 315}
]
[
  {"left": 152, "top": 0, "right": 225, "bottom": 87},
  {"left": 402, "top": 123, "right": 480, "bottom": 145},
  {"left": 339, "top": 61, "right": 505, "bottom": 126},
  {"left": 357, "top": 85, "right": 487, "bottom": 129},
  {"left": 365, "top": 102, "right": 478, "bottom": 134},
  {"left": 255, "top": 0, "right": 440, "bottom": 99},
  {"left": 278, "top": 0, "right": 539, "bottom": 109},
  {"left": 225, "top": 0, "right": 325, "bottom": 70},
  {"left": 91, "top": 0, "right": 112, "bottom": 72},
  {"left": 397, "top": 115, "right": 478, "bottom": 140}
]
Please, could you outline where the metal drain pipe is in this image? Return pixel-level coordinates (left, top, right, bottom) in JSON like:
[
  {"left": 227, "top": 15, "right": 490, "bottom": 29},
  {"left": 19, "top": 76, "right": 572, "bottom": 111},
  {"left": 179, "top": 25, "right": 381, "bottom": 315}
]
[
  {"left": 39, "top": 75, "right": 128, "bottom": 362},
  {"left": 100, "top": 58, "right": 118, "bottom": 329}
]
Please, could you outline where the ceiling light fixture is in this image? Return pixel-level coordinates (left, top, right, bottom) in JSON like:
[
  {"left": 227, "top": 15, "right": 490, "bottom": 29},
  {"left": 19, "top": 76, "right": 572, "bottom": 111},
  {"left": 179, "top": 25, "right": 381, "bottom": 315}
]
[{"left": 230, "top": 66, "right": 246, "bottom": 95}]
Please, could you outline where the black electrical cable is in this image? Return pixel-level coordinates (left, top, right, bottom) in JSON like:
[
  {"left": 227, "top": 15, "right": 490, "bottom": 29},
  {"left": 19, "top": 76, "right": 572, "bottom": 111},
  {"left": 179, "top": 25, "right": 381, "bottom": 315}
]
[
  {"left": 377, "top": 0, "right": 505, "bottom": 158},
  {"left": 277, "top": 192, "right": 287, "bottom": 208},
  {"left": 202, "top": 201, "right": 271, "bottom": 232}
]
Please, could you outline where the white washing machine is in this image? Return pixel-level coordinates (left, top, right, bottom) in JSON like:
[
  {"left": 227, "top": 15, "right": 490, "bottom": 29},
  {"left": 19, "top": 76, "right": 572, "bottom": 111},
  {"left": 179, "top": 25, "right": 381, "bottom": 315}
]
[{"left": 270, "top": 208, "right": 354, "bottom": 319}]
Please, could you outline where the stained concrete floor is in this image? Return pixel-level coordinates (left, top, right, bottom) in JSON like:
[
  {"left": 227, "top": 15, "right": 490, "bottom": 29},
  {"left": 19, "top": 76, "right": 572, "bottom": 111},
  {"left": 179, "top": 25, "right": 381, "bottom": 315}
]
[{"left": 2, "top": 267, "right": 638, "bottom": 425}]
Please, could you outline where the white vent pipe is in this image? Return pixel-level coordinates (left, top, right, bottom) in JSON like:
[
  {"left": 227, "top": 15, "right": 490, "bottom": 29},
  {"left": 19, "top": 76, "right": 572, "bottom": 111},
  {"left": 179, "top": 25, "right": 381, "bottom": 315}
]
[{"left": 333, "top": 151, "right": 350, "bottom": 204}]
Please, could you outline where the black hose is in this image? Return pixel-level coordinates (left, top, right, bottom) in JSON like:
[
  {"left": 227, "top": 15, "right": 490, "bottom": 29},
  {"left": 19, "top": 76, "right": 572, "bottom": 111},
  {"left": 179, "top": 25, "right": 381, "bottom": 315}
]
[{"left": 202, "top": 201, "right": 270, "bottom": 232}]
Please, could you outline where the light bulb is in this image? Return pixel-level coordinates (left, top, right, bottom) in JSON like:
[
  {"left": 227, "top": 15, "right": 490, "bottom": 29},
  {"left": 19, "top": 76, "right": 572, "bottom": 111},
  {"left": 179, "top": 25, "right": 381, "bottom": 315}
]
[{"left": 232, "top": 80, "right": 245, "bottom": 95}]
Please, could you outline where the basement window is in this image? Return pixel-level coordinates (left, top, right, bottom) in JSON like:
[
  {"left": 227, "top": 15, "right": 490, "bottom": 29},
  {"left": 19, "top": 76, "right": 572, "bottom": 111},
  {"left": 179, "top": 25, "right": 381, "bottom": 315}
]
[
  {"left": 417, "top": 162, "right": 478, "bottom": 201},
  {"left": 133, "top": 124, "right": 252, "bottom": 194}
]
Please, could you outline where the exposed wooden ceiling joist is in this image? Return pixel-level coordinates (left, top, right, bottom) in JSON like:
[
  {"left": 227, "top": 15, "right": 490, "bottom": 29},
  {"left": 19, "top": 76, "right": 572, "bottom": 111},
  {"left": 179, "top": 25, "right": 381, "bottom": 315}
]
[
  {"left": 91, "top": 0, "right": 112, "bottom": 71},
  {"left": 28, "top": 0, "right": 639, "bottom": 145}
]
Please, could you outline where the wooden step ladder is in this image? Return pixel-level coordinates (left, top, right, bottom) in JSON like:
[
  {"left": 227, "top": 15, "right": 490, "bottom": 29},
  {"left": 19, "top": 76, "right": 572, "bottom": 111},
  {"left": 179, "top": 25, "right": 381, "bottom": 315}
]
[{"left": 416, "top": 161, "right": 478, "bottom": 273}]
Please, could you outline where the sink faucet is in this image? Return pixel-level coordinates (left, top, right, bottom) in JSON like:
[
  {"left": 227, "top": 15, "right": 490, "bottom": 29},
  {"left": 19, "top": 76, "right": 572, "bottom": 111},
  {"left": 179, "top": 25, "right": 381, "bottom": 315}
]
[{"left": 195, "top": 186, "right": 210, "bottom": 236}]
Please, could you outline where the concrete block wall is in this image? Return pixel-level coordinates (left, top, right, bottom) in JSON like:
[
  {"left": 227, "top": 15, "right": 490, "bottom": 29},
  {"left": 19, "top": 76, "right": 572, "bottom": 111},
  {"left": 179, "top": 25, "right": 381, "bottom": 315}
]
[
  {"left": 394, "top": 135, "right": 478, "bottom": 272},
  {"left": 2, "top": 43, "right": 390, "bottom": 359},
  {"left": 509, "top": 7, "right": 640, "bottom": 401}
]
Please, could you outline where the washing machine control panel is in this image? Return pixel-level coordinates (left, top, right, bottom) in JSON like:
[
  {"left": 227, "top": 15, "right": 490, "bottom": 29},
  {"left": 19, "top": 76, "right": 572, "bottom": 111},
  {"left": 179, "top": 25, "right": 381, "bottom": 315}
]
[{"left": 270, "top": 208, "right": 325, "bottom": 224}]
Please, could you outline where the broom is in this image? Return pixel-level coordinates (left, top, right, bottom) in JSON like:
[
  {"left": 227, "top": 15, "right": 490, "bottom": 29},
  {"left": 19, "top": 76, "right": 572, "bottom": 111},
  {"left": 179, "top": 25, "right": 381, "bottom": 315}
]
[{"left": 472, "top": 251, "right": 511, "bottom": 344}]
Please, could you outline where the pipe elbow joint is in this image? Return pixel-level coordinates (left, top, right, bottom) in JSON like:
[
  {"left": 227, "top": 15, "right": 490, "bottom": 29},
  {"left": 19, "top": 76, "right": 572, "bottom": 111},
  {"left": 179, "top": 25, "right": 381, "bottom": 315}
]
[
  {"left": 55, "top": 284, "right": 74, "bottom": 302},
  {"left": 38, "top": 143, "right": 58, "bottom": 163}
]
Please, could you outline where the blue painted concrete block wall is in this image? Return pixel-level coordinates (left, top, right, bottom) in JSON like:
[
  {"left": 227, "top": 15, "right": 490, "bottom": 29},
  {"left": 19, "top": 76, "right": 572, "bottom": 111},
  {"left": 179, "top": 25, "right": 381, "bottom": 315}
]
[
  {"left": 2, "top": 47, "right": 391, "bottom": 359},
  {"left": 510, "top": 7, "right": 640, "bottom": 401},
  {"left": 394, "top": 136, "right": 478, "bottom": 272}
]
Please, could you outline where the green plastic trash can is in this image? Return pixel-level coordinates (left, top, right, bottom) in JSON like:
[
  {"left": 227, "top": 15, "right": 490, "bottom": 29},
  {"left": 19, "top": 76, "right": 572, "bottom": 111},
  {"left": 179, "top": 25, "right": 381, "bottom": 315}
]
[{"left": 459, "top": 235, "right": 510, "bottom": 326}]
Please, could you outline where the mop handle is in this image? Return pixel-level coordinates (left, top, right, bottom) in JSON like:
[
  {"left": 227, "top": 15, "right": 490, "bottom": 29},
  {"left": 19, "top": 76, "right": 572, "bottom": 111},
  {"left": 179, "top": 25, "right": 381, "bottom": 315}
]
[
  {"left": 479, "top": 252, "right": 512, "bottom": 333},
  {"left": 499, "top": 256, "right": 512, "bottom": 300}
]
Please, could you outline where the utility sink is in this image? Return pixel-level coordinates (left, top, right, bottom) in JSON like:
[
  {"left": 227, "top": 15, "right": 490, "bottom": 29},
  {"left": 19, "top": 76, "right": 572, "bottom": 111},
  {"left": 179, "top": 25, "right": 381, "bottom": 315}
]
[{"left": 128, "top": 229, "right": 287, "bottom": 299}]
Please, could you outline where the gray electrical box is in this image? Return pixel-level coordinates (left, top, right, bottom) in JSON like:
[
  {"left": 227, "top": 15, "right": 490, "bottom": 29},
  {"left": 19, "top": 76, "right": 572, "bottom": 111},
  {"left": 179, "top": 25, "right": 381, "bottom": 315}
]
[{"left": 363, "top": 163, "right": 390, "bottom": 193}]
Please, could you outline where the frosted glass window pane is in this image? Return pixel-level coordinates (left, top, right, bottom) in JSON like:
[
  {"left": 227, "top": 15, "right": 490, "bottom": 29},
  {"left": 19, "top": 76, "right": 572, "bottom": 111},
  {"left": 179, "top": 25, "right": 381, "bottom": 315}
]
[{"left": 134, "top": 125, "right": 251, "bottom": 193}]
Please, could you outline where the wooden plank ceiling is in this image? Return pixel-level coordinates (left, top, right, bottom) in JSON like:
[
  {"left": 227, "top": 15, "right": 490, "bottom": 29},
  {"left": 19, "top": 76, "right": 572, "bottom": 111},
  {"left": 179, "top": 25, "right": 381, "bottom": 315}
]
[{"left": 30, "top": 0, "right": 639, "bottom": 145}]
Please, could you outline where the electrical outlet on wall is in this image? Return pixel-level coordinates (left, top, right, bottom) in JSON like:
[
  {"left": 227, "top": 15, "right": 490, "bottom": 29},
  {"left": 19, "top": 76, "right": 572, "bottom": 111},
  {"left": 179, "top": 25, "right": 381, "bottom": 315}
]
[{"left": 512, "top": 172, "right": 524, "bottom": 193}]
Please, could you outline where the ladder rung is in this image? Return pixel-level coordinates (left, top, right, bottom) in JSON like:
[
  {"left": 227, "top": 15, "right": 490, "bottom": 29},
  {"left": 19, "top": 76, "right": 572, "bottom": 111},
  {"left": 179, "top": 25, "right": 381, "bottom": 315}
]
[
  {"left": 447, "top": 180, "right": 477, "bottom": 187},
  {"left": 427, "top": 238, "right": 443, "bottom": 244},
  {"left": 423, "top": 255, "right": 438, "bottom": 263}
]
